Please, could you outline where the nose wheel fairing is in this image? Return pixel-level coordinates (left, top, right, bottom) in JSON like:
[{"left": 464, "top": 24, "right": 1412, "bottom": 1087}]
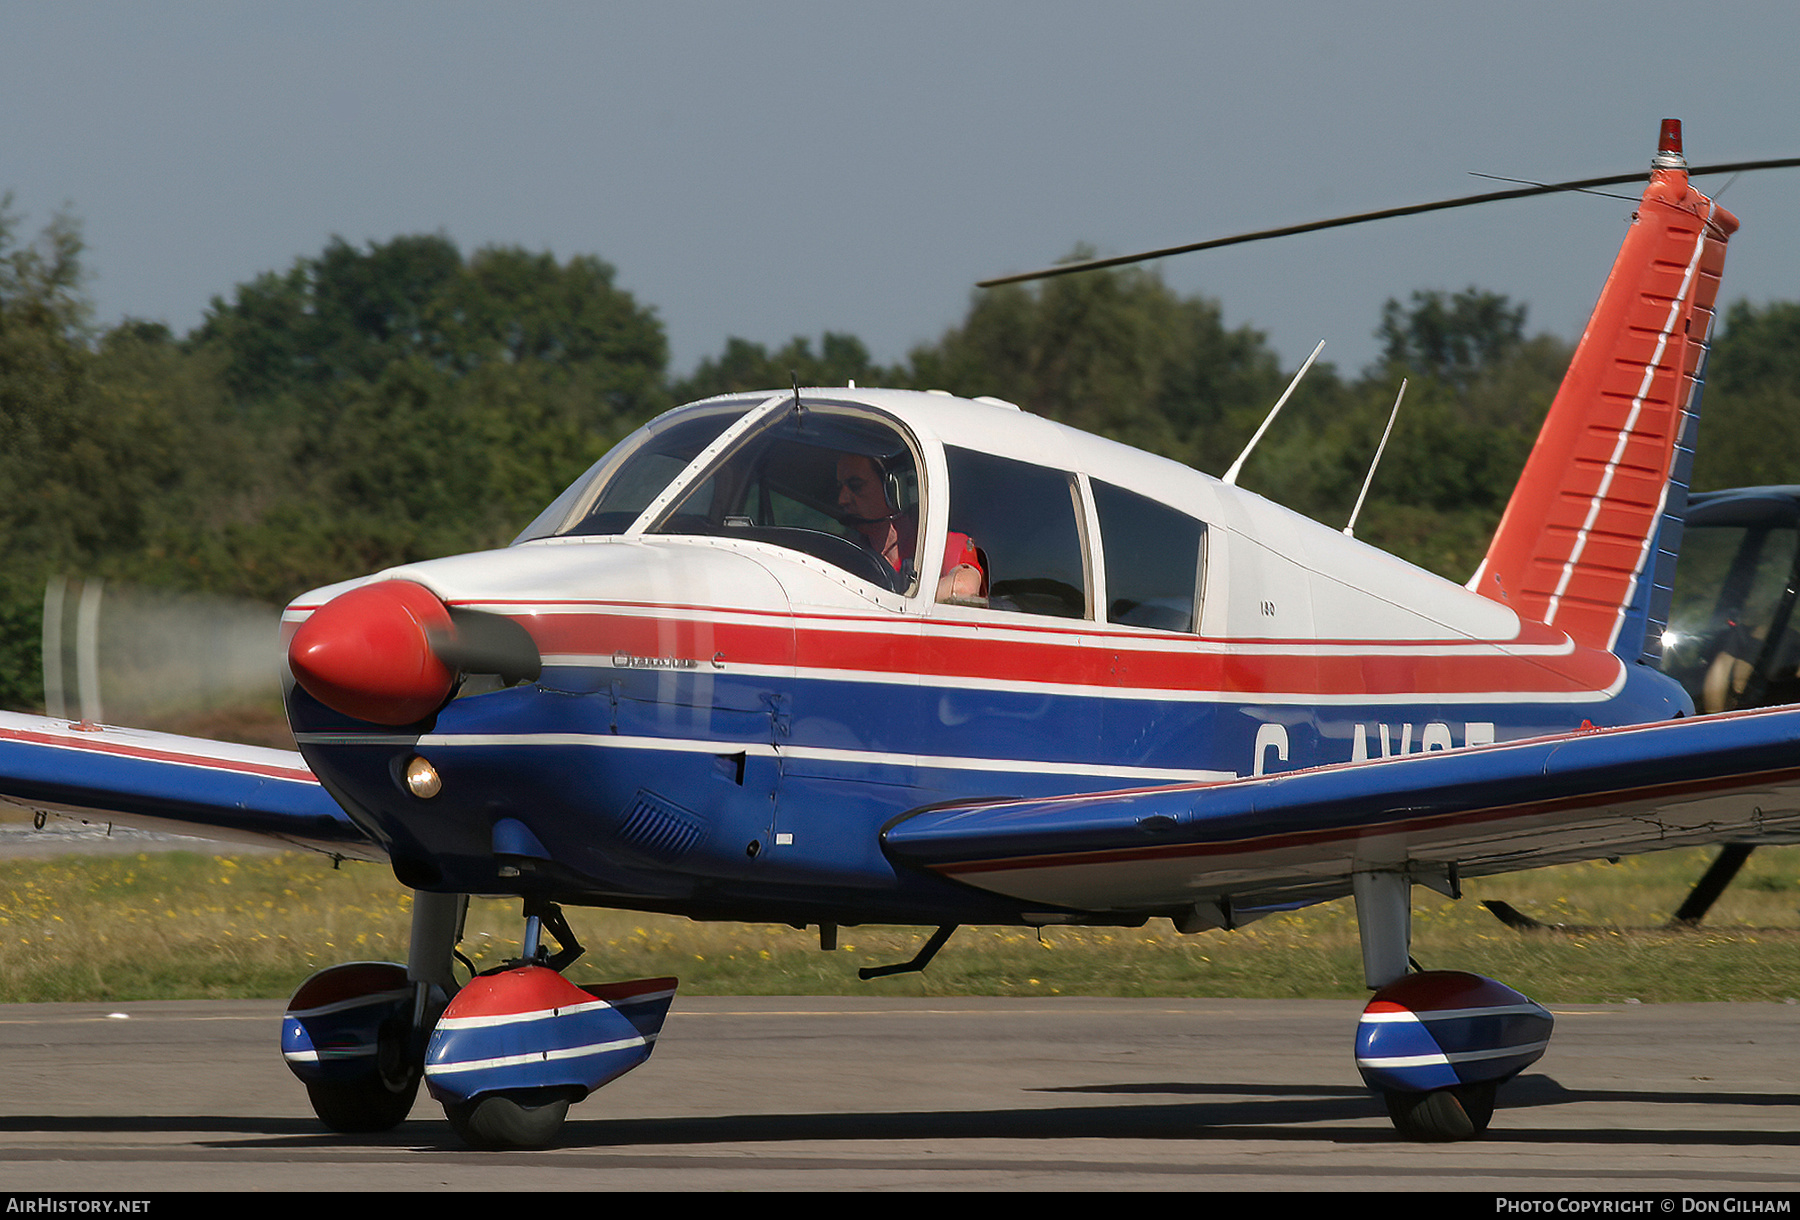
[{"left": 423, "top": 969, "right": 677, "bottom": 1109}]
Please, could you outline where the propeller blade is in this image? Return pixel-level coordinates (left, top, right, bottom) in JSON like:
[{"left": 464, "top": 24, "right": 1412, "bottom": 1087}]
[
  {"left": 433, "top": 607, "right": 542, "bottom": 688},
  {"left": 43, "top": 578, "right": 281, "bottom": 727}
]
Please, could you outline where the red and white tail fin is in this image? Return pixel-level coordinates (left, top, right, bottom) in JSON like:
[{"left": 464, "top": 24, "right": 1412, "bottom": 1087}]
[{"left": 1470, "top": 119, "right": 1738, "bottom": 659}]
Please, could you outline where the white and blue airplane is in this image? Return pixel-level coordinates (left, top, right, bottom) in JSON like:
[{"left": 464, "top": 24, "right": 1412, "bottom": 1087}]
[{"left": 3, "top": 120, "right": 1794, "bottom": 1148}]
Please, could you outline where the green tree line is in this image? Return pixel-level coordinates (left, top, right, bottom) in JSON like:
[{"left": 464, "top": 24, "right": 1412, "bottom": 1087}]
[{"left": 4, "top": 200, "right": 1799, "bottom": 708}]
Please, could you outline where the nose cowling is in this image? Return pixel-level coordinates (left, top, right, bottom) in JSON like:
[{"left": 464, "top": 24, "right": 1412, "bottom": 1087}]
[{"left": 288, "top": 580, "right": 458, "bottom": 725}]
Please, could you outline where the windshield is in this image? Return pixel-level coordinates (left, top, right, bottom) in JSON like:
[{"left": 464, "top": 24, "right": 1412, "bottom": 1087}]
[
  {"left": 645, "top": 402, "right": 924, "bottom": 594},
  {"left": 512, "top": 400, "right": 758, "bottom": 543}
]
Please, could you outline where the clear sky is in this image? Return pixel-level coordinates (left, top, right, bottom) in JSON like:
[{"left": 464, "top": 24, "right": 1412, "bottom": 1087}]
[{"left": 4, "top": 1, "right": 1796, "bottom": 381}]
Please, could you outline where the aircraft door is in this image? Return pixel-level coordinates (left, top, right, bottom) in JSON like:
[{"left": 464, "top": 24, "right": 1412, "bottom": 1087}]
[{"left": 680, "top": 408, "right": 931, "bottom": 886}]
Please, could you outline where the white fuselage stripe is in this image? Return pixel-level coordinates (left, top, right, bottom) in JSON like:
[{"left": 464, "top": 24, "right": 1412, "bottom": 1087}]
[
  {"left": 538, "top": 659, "right": 1624, "bottom": 705},
  {"left": 294, "top": 731, "right": 1241, "bottom": 784}
]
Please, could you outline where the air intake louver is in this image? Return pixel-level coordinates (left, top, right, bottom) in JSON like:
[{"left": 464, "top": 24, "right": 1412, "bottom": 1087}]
[{"left": 615, "top": 789, "right": 705, "bottom": 861}]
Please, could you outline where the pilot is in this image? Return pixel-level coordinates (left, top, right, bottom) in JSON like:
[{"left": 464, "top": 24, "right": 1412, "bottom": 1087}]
[{"left": 835, "top": 452, "right": 985, "bottom": 602}]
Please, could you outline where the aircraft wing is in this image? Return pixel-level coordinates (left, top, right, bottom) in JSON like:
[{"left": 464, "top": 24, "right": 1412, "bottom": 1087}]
[
  {"left": 0, "top": 711, "right": 380, "bottom": 860},
  {"left": 882, "top": 706, "right": 1800, "bottom": 916}
]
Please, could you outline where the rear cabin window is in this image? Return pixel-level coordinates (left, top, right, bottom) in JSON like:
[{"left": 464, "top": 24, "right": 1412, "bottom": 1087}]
[
  {"left": 945, "top": 447, "right": 1088, "bottom": 619},
  {"left": 1092, "top": 479, "right": 1203, "bottom": 632}
]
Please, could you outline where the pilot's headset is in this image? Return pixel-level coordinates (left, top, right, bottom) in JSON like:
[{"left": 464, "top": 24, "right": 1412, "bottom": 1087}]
[{"left": 869, "top": 453, "right": 907, "bottom": 519}]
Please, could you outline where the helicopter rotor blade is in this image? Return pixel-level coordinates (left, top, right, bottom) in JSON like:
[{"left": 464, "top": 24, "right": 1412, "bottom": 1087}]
[{"left": 977, "top": 156, "right": 1800, "bottom": 289}]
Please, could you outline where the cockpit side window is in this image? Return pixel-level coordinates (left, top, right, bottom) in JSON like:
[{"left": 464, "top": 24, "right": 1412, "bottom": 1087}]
[
  {"left": 645, "top": 405, "right": 924, "bottom": 594},
  {"left": 945, "top": 447, "right": 1088, "bottom": 619},
  {"left": 1092, "top": 479, "right": 1203, "bottom": 632}
]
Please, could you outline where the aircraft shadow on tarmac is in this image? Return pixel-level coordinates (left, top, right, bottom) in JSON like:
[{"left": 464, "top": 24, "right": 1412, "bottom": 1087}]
[{"left": 4, "top": 1074, "right": 1796, "bottom": 1151}]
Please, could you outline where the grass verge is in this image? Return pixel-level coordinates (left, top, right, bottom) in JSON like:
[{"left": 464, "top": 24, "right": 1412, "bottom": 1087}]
[{"left": 0, "top": 845, "right": 1796, "bottom": 1003}]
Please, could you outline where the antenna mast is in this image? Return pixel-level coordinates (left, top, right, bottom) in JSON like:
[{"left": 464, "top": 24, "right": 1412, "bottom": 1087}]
[
  {"left": 1343, "top": 379, "right": 1407, "bottom": 538},
  {"left": 1223, "top": 340, "right": 1325, "bottom": 487}
]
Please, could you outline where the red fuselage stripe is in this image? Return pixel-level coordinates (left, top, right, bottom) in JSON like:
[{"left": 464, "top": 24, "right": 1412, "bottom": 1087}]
[{"left": 505, "top": 610, "right": 1619, "bottom": 696}]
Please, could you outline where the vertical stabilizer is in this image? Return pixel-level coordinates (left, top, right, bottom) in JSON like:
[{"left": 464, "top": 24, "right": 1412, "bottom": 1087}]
[{"left": 1470, "top": 120, "right": 1738, "bottom": 660}]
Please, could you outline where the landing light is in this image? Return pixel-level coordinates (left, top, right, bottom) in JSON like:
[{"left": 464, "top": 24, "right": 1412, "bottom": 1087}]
[{"left": 404, "top": 755, "right": 442, "bottom": 799}]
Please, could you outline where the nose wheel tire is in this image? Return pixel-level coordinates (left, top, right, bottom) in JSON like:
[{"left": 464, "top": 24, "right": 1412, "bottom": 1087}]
[
  {"left": 445, "top": 1089, "right": 576, "bottom": 1150},
  {"left": 1382, "top": 1080, "right": 1497, "bottom": 1141}
]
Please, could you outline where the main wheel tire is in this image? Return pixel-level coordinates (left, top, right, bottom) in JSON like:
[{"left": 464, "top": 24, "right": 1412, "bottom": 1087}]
[
  {"left": 305, "top": 1072, "right": 420, "bottom": 1133},
  {"left": 1383, "top": 1080, "right": 1497, "bottom": 1142},
  {"left": 303, "top": 1012, "right": 422, "bottom": 1133},
  {"left": 445, "top": 1090, "right": 575, "bottom": 1150}
]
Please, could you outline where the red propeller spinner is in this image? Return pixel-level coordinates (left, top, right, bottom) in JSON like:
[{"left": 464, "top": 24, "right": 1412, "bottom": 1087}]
[{"left": 287, "top": 580, "right": 457, "bottom": 725}]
